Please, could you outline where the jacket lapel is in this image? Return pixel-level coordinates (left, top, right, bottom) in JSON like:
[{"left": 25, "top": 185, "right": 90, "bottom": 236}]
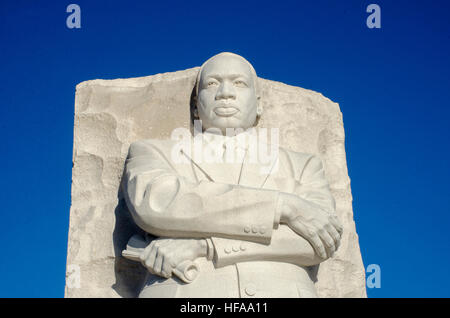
[{"left": 187, "top": 131, "right": 280, "bottom": 189}]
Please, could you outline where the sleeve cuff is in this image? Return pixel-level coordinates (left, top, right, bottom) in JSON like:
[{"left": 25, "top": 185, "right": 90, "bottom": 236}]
[
  {"left": 274, "top": 192, "right": 283, "bottom": 229},
  {"left": 205, "top": 238, "right": 215, "bottom": 261}
]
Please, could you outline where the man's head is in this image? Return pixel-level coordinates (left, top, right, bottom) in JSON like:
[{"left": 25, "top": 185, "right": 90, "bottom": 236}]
[{"left": 194, "top": 52, "right": 262, "bottom": 133}]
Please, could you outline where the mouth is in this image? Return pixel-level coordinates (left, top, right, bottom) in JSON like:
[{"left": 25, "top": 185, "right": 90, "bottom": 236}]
[{"left": 213, "top": 106, "right": 239, "bottom": 117}]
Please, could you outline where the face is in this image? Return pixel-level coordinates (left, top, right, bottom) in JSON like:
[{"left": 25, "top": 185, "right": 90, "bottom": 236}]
[{"left": 196, "top": 55, "right": 259, "bottom": 133}]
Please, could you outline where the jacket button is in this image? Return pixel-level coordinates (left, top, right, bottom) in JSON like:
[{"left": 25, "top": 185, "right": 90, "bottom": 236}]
[
  {"left": 245, "top": 284, "right": 256, "bottom": 296},
  {"left": 244, "top": 226, "right": 251, "bottom": 233},
  {"left": 232, "top": 245, "right": 239, "bottom": 252},
  {"left": 224, "top": 246, "right": 231, "bottom": 254},
  {"left": 240, "top": 243, "right": 247, "bottom": 251},
  {"left": 251, "top": 226, "right": 258, "bottom": 233},
  {"left": 260, "top": 226, "right": 267, "bottom": 234}
]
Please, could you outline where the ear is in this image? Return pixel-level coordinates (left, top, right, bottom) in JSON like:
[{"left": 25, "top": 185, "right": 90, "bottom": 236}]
[
  {"left": 192, "top": 96, "right": 199, "bottom": 118},
  {"left": 256, "top": 95, "right": 263, "bottom": 116},
  {"left": 193, "top": 106, "right": 199, "bottom": 119}
]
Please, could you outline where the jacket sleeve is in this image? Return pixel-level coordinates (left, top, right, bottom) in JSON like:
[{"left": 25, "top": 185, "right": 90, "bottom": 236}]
[
  {"left": 123, "top": 140, "right": 283, "bottom": 244},
  {"left": 295, "top": 154, "right": 336, "bottom": 215},
  {"left": 210, "top": 225, "right": 322, "bottom": 267}
]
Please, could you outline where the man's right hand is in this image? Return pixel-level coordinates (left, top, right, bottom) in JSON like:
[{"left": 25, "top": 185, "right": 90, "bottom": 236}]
[
  {"left": 140, "top": 238, "right": 207, "bottom": 278},
  {"left": 279, "top": 192, "right": 343, "bottom": 259}
]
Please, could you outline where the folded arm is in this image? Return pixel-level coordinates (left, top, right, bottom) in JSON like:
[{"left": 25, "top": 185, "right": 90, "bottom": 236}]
[
  {"left": 209, "top": 153, "right": 343, "bottom": 265},
  {"left": 210, "top": 224, "right": 323, "bottom": 268},
  {"left": 123, "top": 140, "right": 283, "bottom": 244}
]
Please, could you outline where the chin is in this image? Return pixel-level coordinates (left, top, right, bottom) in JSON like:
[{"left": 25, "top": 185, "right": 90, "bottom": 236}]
[{"left": 212, "top": 117, "right": 247, "bottom": 130}]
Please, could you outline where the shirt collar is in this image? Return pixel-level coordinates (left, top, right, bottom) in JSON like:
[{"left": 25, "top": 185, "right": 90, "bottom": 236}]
[{"left": 196, "top": 129, "right": 254, "bottom": 152}]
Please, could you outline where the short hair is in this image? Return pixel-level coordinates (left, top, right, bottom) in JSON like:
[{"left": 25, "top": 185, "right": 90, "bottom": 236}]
[{"left": 194, "top": 52, "right": 259, "bottom": 97}]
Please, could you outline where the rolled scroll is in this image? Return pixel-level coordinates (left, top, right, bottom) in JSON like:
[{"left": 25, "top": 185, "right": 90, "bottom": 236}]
[{"left": 121, "top": 234, "right": 199, "bottom": 283}]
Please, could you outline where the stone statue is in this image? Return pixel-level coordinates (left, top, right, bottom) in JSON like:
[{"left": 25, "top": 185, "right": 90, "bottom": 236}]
[{"left": 122, "top": 52, "right": 343, "bottom": 298}]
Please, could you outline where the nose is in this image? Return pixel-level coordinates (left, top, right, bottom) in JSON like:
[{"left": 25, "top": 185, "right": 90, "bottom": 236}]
[{"left": 215, "top": 81, "right": 236, "bottom": 100}]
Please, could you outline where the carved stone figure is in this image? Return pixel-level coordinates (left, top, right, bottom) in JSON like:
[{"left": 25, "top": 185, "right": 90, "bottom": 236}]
[
  {"left": 122, "top": 53, "right": 343, "bottom": 297},
  {"left": 65, "top": 51, "right": 366, "bottom": 298}
]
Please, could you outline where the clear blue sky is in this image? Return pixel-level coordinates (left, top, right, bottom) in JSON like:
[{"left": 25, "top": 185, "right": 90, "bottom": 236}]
[{"left": 0, "top": 0, "right": 449, "bottom": 298}]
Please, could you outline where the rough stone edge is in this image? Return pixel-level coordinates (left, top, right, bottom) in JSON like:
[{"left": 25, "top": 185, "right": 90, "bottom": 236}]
[{"left": 75, "top": 67, "right": 339, "bottom": 112}]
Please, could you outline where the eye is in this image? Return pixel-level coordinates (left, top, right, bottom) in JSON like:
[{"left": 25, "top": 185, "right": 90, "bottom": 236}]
[
  {"left": 234, "top": 80, "right": 248, "bottom": 87},
  {"left": 207, "top": 81, "right": 218, "bottom": 87}
]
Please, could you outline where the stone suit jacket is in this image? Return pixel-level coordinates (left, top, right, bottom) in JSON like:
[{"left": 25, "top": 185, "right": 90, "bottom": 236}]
[{"left": 123, "top": 136, "right": 336, "bottom": 298}]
